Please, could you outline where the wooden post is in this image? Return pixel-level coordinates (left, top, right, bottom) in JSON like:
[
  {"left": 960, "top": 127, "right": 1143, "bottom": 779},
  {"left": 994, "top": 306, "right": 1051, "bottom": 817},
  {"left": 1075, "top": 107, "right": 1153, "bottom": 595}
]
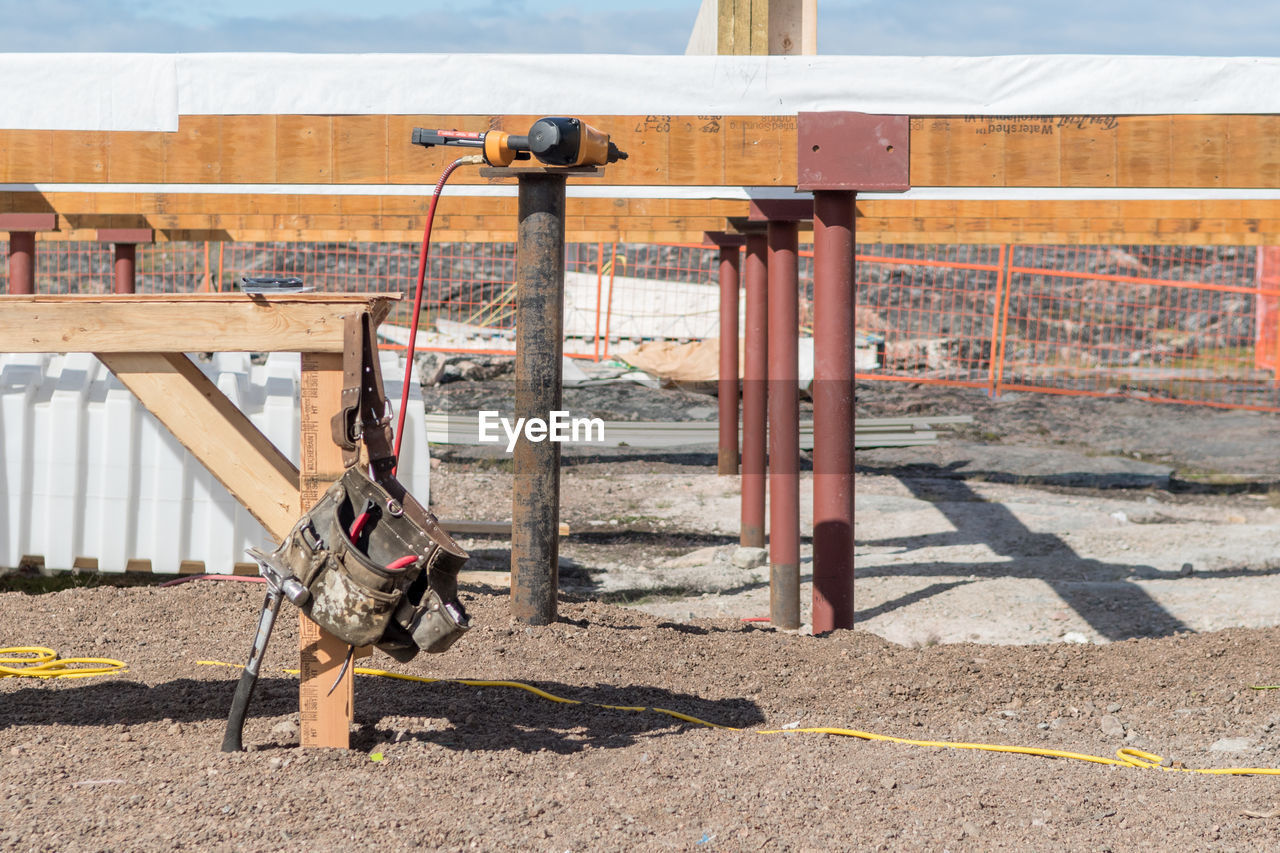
[{"left": 298, "top": 352, "right": 355, "bottom": 748}]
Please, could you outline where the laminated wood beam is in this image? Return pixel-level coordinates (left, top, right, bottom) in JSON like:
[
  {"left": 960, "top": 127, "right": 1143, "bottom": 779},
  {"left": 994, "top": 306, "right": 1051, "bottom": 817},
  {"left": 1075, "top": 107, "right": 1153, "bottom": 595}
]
[
  {"left": 0, "top": 294, "right": 395, "bottom": 353},
  {"left": 4, "top": 113, "right": 1280, "bottom": 189}
]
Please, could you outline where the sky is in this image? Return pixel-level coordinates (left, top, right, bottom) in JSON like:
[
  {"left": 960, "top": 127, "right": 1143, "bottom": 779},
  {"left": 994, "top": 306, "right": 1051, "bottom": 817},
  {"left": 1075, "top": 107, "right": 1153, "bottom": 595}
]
[{"left": 0, "top": 0, "right": 1277, "bottom": 55}]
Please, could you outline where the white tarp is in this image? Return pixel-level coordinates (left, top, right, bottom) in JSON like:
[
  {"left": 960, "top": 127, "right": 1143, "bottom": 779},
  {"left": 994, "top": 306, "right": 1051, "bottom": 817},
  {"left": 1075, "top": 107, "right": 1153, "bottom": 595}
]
[
  {"left": 5, "top": 54, "right": 1280, "bottom": 131},
  {"left": 0, "top": 54, "right": 177, "bottom": 130}
]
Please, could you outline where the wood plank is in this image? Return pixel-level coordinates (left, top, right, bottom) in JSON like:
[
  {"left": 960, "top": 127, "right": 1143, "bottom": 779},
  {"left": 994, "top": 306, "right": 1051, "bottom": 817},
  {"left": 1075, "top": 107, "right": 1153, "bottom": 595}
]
[
  {"left": 723, "top": 115, "right": 796, "bottom": 185},
  {"left": 0, "top": 294, "right": 397, "bottom": 353},
  {"left": 1057, "top": 119, "right": 1116, "bottom": 186},
  {"left": 906, "top": 117, "right": 950, "bottom": 186},
  {"left": 668, "top": 115, "right": 727, "bottom": 184},
  {"left": 166, "top": 116, "right": 223, "bottom": 183},
  {"left": 222, "top": 116, "right": 277, "bottom": 183},
  {"left": 298, "top": 352, "right": 353, "bottom": 749},
  {"left": 2, "top": 113, "right": 1280, "bottom": 188},
  {"left": 106, "top": 131, "right": 168, "bottom": 183},
  {"left": 48, "top": 131, "right": 107, "bottom": 183},
  {"left": 1002, "top": 120, "right": 1060, "bottom": 185},
  {"left": 95, "top": 352, "right": 299, "bottom": 540},
  {"left": 944, "top": 118, "right": 1005, "bottom": 185},
  {"left": 277, "top": 116, "right": 332, "bottom": 183},
  {"left": 1227, "top": 114, "right": 1280, "bottom": 188},
  {"left": 767, "top": 0, "right": 809, "bottom": 54},
  {"left": 1178, "top": 115, "right": 1226, "bottom": 187},
  {"left": 333, "top": 115, "right": 390, "bottom": 183},
  {"left": 717, "top": 0, "right": 739, "bottom": 54},
  {"left": 1116, "top": 116, "right": 1172, "bottom": 186}
]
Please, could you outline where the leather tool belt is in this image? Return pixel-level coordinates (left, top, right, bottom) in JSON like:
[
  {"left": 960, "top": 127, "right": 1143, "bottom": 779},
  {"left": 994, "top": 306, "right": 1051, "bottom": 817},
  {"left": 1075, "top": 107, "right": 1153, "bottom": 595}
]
[{"left": 266, "top": 311, "right": 470, "bottom": 659}]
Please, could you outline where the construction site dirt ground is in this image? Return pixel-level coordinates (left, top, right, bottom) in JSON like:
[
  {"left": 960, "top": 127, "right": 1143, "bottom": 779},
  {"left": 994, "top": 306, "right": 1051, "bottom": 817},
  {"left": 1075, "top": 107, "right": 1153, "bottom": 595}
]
[{"left": 9, "top": 382, "right": 1280, "bottom": 849}]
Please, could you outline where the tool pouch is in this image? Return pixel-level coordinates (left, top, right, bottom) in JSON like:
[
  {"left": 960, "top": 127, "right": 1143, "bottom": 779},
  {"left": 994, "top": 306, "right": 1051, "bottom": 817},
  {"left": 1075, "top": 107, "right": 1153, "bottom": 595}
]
[{"left": 271, "top": 309, "right": 471, "bottom": 659}]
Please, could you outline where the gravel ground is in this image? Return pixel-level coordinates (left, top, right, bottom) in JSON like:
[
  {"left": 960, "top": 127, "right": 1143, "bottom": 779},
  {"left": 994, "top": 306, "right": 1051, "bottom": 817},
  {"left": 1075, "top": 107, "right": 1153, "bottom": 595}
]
[
  {"left": 7, "top": 582, "right": 1280, "bottom": 851},
  {"left": 9, "top": 380, "right": 1280, "bottom": 850}
]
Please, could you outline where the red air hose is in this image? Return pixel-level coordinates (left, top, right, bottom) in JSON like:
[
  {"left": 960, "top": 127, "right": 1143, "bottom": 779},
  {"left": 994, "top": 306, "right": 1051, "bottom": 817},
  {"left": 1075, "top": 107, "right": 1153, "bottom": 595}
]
[{"left": 394, "top": 156, "right": 475, "bottom": 468}]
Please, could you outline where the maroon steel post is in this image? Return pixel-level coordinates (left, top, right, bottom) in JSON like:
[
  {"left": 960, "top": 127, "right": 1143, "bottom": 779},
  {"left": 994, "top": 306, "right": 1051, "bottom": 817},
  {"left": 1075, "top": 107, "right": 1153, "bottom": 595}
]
[
  {"left": 7, "top": 232, "right": 34, "bottom": 294},
  {"left": 96, "top": 230, "right": 153, "bottom": 296},
  {"left": 113, "top": 243, "right": 137, "bottom": 294},
  {"left": 767, "top": 219, "right": 800, "bottom": 630},
  {"left": 740, "top": 231, "right": 769, "bottom": 548},
  {"left": 714, "top": 237, "right": 743, "bottom": 474},
  {"left": 811, "top": 190, "right": 856, "bottom": 633},
  {"left": 796, "top": 111, "right": 911, "bottom": 635}
]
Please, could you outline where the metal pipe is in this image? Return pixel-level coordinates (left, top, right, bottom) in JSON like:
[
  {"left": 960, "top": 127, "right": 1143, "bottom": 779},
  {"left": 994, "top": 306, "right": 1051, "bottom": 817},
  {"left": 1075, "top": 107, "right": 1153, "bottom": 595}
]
[
  {"left": 717, "top": 244, "right": 741, "bottom": 475},
  {"left": 8, "top": 232, "right": 34, "bottom": 294},
  {"left": 510, "top": 172, "right": 566, "bottom": 625},
  {"left": 741, "top": 232, "right": 768, "bottom": 548},
  {"left": 811, "top": 190, "right": 856, "bottom": 634},
  {"left": 767, "top": 219, "right": 800, "bottom": 630},
  {"left": 113, "top": 243, "right": 137, "bottom": 294}
]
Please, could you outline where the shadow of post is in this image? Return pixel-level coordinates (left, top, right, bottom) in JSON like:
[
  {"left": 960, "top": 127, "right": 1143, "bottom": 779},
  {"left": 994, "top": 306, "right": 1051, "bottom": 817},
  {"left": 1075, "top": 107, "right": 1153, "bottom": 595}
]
[{"left": 858, "top": 466, "right": 1192, "bottom": 641}]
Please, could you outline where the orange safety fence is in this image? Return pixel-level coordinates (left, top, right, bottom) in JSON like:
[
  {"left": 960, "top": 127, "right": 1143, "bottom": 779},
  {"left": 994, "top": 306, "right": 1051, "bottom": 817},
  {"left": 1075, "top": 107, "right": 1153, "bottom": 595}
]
[
  {"left": 4, "top": 238, "right": 1280, "bottom": 412},
  {"left": 857, "top": 244, "right": 1280, "bottom": 412}
]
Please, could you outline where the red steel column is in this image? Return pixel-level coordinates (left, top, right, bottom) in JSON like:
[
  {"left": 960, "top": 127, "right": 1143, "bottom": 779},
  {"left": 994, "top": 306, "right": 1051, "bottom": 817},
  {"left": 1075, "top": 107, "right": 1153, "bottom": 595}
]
[
  {"left": 1, "top": 214, "right": 54, "bottom": 294},
  {"left": 97, "top": 230, "right": 153, "bottom": 295},
  {"left": 767, "top": 219, "right": 800, "bottom": 630},
  {"left": 7, "top": 232, "right": 34, "bottom": 294},
  {"left": 797, "top": 111, "right": 911, "bottom": 635},
  {"left": 811, "top": 190, "right": 856, "bottom": 633},
  {"left": 113, "top": 243, "right": 137, "bottom": 294},
  {"left": 714, "top": 236, "right": 743, "bottom": 474},
  {"left": 740, "top": 231, "right": 769, "bottom": 548}
]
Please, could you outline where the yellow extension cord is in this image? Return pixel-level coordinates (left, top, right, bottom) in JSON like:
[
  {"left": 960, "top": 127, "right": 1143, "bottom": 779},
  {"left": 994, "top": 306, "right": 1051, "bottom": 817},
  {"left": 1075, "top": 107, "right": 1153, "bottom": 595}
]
[
  {"left": 194, "top": 659, "right": 1280, "bottom": 777},
  {"left": 0, "top": 646, "right": 128, "bottom": 679},
  {"left": 9, "top": 646, "right": 1277, "bottom": 776}
]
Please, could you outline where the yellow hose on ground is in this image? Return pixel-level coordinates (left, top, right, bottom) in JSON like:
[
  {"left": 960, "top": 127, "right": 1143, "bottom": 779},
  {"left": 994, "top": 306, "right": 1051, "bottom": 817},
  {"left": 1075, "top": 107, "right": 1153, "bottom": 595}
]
[
  {"left": 12, "top": 645, "right": 1274, "bottom": 777},
  {"left": 194, "top": 660, "right": 1280, "bottom": 777},
  {"left": 0, "top": 646, "right": 128, "bottom": 679}
]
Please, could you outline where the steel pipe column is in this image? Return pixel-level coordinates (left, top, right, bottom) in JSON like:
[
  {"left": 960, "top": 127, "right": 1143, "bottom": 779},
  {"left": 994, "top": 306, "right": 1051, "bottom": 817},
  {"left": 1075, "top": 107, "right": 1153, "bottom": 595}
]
[
  {"left": 715, "top": 238, "right": 743, "bottom": 474},
  {"left": 811, "top": 190, "right": 856, "bottom": 633},
  {"left": 511, "top": 173, "right": 567, "bottom": 625},
  {"left": 113, "top": 244, "right": 137, "bottom": 294},
  {"left": 767, "top": 220, "right": 801, "bottom": 630},
  {"left": 7, "top": 232, "right": 34, "bottom": 294},
  {"left": 740, "top": 231, "right": 769, "bottom": 548}
]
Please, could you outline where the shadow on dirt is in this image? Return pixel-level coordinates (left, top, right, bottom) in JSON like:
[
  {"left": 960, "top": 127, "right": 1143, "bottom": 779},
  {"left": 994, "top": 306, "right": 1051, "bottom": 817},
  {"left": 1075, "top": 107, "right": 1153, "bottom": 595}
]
[
  {"left": 854, "top": 463, "right": 1252, "bottom": 641},
  {"left": 0, "top": 675, "right": 763, "bottom": 755}
]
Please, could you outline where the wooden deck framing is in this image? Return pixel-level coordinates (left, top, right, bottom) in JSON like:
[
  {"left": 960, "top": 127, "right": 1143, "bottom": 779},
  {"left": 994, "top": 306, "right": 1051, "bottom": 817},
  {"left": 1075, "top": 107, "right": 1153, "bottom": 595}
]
[{"left": 3, "top": 112, "right": 1280, "bottom": 244}]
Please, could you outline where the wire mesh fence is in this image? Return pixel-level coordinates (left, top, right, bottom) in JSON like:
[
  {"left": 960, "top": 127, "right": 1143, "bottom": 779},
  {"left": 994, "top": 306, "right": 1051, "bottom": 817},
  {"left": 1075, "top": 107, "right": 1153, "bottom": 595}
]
[
  {"left": 4, "top": 238, "right": 1280, "bottom": 412},
  {"left": 857, "top": 244, "right": 1278, "bottom": 411}
]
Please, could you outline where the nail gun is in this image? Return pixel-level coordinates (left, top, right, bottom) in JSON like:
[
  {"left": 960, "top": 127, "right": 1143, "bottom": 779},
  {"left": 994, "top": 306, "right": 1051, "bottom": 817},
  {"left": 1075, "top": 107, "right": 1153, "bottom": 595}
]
[{"left": 411, "top": 116, "right": 628, "bottom": 167}]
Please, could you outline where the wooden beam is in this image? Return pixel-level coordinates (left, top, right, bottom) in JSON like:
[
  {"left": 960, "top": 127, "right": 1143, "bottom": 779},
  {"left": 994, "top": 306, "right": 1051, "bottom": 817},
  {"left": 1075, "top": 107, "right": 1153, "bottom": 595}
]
[
  {"left": 95, "top": 352, "right": 299, "bottom": 540},
  {"left": 4, "top": 113, "right": 1280, "bottom": 189},
  {"left": 767, "top": 0, "right": 814, "bottom": 55},
  {"left": 0, "top": 294, "right": 397, "bottom": 353},
  {"left": 298, "top": 352, "right": 355, "bottom": 749}
]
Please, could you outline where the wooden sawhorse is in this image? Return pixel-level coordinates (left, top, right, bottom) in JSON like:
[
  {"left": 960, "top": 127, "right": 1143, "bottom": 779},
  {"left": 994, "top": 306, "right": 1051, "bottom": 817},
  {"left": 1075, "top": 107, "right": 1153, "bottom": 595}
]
[{"left": 2, "top": 292, "right": 398, "bottom": 747}]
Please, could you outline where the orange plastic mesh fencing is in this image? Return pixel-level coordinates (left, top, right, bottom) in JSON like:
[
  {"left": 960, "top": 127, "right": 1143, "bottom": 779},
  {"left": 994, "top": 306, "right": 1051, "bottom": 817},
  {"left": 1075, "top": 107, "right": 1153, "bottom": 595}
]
[
  {"left": 1256, "top": 247, "right": 1280, "bottom": 374},
  {"left": 858, "top": 244, "right": 1280, "bottom": 412},
  {"left": 9, "top": 238, "right": 1280, "bottom": 413}
]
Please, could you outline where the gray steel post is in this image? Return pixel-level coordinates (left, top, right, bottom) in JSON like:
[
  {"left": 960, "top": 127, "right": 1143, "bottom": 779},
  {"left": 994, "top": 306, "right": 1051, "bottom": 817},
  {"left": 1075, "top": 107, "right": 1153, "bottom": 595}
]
[{"left": 511, "top": 172, "right": 566, "bottom": 625}]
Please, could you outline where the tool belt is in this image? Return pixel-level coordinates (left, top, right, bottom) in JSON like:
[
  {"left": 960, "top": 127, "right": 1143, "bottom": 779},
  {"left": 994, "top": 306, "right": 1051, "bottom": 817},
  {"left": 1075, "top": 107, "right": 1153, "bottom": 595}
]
[{"left": 267, "top": 311, "right": 470, "bottom": 660}]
